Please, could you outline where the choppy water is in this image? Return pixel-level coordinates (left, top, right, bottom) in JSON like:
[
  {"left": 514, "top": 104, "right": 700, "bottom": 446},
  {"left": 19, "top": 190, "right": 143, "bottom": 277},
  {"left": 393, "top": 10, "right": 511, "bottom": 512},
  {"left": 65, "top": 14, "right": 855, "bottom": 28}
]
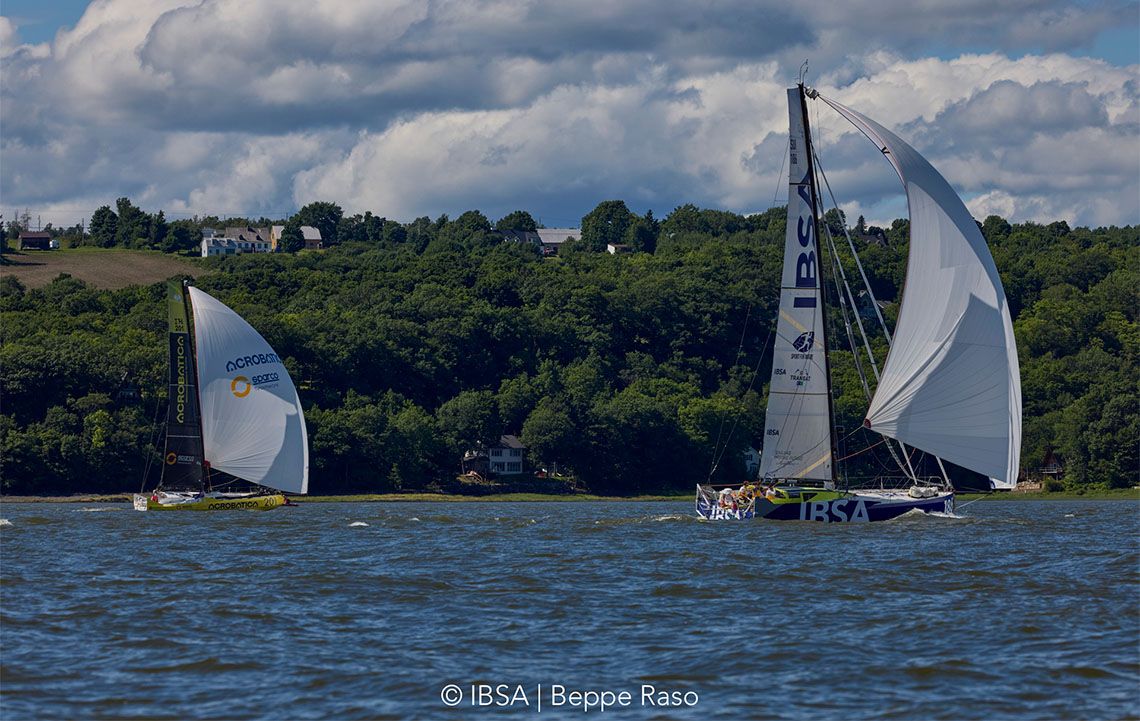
[{"left": 1, "top": 500, "right": 1137, "bottom": 720}]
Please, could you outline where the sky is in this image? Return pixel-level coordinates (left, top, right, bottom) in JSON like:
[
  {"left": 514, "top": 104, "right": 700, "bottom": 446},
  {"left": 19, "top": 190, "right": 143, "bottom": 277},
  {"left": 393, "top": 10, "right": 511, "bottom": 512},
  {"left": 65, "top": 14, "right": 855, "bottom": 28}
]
[{"left": 1, "top": 0, "right": 1138, "bottom": 231}]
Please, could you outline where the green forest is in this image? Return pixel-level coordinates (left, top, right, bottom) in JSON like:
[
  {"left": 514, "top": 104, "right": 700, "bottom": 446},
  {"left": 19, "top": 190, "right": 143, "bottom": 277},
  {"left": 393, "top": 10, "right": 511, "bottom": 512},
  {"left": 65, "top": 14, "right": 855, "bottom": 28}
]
[{"left": 1, "top": 200, "right": 1136, "bottom": 495}]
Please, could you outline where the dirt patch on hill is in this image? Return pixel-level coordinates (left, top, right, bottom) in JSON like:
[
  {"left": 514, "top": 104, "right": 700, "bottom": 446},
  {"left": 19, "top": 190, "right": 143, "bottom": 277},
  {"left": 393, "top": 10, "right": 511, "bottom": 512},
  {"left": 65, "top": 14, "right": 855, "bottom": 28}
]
[{"left": 1, "top": 249, "right": 201, "bottom": 289}]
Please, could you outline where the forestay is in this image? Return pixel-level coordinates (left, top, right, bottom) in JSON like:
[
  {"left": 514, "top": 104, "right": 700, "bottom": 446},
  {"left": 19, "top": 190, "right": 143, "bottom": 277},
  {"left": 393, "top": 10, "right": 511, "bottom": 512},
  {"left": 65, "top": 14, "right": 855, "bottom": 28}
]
[
  {"left": 189, "top": 287, "right": 309, "bottom": 494},
  {"left": 757, "top": 88, "right": 833, "bottom": 482},
  {"left": 819, "top": 95, "right": 1021, "bottom": 486}
]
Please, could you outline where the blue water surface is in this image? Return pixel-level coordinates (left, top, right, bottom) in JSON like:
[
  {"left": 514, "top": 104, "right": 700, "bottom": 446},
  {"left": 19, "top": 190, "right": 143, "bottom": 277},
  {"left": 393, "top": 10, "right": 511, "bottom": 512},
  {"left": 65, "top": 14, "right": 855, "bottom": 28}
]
[{"left": 1, "top": 500, "right": 1137, "bottom": 720}]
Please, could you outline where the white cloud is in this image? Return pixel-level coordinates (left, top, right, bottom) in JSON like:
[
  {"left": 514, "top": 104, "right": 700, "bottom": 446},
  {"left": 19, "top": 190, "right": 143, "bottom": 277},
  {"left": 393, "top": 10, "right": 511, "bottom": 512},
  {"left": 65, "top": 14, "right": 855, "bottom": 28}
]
[{"left": 0, "top": 0, "right": 1136, "bottom": 228}]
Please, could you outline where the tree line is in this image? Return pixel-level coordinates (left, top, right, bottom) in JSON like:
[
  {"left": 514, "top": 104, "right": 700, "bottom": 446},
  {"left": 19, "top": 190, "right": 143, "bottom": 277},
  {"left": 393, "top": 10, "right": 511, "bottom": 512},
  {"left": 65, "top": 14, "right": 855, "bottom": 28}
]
[{"left": 0, "top": 199, "right": 1135, "bottom": 495}]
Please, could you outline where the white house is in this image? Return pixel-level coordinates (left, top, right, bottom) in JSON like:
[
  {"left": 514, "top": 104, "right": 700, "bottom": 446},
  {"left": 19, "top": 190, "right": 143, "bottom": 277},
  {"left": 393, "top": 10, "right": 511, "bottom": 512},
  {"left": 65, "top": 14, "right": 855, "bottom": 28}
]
[
  {"left": 459, "top": 434, "right": 529, "bottom": 477},
  {"left": 201, "top": 226, "right": 272, "bottom": 257},
  {"left": 488, "top": 435, "right": 527, "bottom": 474}
]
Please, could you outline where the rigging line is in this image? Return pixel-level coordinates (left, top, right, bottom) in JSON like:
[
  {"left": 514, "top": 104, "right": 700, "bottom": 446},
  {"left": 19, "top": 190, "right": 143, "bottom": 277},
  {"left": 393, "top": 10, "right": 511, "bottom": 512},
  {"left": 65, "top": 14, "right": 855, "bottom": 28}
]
[
  {"left": 771, "top": 137, "right": 790, "bottom": 208},
  {"left": 813, "top": 149, "right": 884, "bottom": 383},
  {"left": 836, "top": 437, "right": 886, "bottom": 462},
  {"left": 812, "top": 147, "right": 917, "bottom": 483},
  {"left": 708, "top": 303, "right": 752, "bottom": 476},
  {"left": 813, "top": 144, "right": 893, "bottom": 344},
  {"left": 139, "top": 395, "right": 163, "bottom": 493},
  {"left": 823, "top": 222, "right": 873, "bottom": 402},
  {"left": 804, "top": 127, "right": 841, "bottom": 481},
  {"left": 708, "top": 317, "right": 773, "bottom": 480},
  {"left": 955, "top": 492, "right": 994, "bottom": 511},
  {"left": 706, "top": 302, "right": 755, "bottom": 479}
]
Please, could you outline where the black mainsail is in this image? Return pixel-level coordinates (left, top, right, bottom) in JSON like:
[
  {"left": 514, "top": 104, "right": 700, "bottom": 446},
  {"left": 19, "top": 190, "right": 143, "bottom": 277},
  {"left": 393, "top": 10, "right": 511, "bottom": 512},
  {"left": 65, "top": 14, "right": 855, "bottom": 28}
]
[{"left": 158, "top": 280, "right": 206, "bottom": 491}]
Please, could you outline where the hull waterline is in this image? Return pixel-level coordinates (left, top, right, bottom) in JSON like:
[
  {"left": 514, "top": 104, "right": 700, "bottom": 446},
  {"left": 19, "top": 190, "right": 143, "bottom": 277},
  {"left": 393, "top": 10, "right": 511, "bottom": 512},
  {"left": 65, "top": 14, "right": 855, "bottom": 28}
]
[
  {"left": 132, "top": 493, "right": 286, "bottom": 511},
  {"left": 695, "top": 485, "right": 953, "bottom": 523}
]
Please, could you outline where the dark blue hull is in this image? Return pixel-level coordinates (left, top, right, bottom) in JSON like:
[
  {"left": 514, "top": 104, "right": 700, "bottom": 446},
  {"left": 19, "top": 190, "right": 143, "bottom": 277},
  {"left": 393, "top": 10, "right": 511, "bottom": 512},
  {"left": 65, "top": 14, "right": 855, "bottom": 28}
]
[{"left": 696, "top": 487, "right": 953, "bottom": 523}]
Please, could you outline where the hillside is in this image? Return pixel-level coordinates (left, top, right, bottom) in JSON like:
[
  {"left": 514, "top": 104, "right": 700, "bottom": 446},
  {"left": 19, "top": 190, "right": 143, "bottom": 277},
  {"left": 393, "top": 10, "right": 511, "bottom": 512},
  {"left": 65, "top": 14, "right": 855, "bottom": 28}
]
[
  {"left": 0, "top": 208, "right": 1135, "bottom": 496},
  {"left": 0, "top": 248, "right": 199, "bottom": 290}
]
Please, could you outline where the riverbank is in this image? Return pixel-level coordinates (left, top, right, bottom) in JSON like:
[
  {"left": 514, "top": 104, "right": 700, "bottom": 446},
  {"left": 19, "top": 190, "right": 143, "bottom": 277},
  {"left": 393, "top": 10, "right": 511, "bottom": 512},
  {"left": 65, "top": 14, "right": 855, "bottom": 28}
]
[{"left": 3, "top": 488, "right": 1137, "bottom": 503}]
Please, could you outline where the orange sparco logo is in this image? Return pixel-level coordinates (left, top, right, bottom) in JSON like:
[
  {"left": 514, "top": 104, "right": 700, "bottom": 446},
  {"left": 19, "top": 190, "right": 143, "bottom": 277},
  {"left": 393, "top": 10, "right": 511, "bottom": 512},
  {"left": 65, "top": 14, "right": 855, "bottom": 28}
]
[
  {"left": 231, "top": 376, "right": 252, "bottom": 398},
  {"left": 165, "top": 452, "right": 178, "bottom": 465}
]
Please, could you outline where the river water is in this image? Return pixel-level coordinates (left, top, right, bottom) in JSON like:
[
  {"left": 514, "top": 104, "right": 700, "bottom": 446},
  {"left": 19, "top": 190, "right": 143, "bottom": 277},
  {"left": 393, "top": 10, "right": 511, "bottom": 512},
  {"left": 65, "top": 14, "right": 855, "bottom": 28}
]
[{"left": 1, "top": 500, "right": 1137, "bottom": 720}]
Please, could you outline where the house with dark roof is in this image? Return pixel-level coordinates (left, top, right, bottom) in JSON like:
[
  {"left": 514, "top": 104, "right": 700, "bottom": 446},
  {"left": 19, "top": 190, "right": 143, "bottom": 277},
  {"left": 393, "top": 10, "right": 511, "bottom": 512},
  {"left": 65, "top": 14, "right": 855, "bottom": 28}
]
[
  {"left": 500, "top": 229, "right": 542, "bottom": 247},
  {"left": 18, "top": 231, "right": 56, "bottom": 250},
  {"left": 461, "top": 435, "right": 530, "bottom": 477},
  {"left": 536, "top": 228, "right": 580, "bottom": 256}
]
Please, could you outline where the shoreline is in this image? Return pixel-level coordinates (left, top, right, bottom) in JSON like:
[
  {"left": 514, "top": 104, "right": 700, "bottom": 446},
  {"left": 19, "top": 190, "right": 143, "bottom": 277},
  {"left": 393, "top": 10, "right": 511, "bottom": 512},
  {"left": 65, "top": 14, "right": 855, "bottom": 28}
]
[{"left": 2, "top": 489, "right": 1137, "bottom": 503}]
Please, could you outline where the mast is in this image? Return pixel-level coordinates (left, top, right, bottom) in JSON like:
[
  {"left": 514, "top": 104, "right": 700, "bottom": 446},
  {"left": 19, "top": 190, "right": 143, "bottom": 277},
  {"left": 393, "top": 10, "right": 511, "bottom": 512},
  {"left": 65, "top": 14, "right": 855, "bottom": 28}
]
[
  {"left": 158, "top": 280, "right": 206, "bottom": 491},
  {"left": 799, "top": 84, "right": 839, "bottom": 485}
]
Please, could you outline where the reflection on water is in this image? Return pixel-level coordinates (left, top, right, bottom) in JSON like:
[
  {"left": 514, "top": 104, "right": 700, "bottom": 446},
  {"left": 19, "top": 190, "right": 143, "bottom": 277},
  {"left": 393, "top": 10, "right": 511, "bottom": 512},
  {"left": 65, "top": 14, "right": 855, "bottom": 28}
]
[{"left": 1, "top": 500, "right": 1137, "bottom": 720}]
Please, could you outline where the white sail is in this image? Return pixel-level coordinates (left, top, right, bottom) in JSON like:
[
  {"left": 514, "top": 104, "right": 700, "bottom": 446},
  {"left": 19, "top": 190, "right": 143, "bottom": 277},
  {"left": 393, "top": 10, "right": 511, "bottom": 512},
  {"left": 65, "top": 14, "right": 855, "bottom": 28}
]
[
  {"left": 819, "top": 95, "right": 1021, "bottom": 486},
  {"left": 758, "top": 87, "right": 833, "bottom": 482},
  {"left": 188, "top": 287, "right": 309, "bottom": 494}
]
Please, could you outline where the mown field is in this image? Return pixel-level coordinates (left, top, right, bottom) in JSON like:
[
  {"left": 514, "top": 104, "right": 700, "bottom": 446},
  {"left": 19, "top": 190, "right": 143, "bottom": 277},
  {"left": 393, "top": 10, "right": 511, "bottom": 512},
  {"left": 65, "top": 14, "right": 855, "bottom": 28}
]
[{"left": 1, "top": 248, "right": 198, "bottom": 289}]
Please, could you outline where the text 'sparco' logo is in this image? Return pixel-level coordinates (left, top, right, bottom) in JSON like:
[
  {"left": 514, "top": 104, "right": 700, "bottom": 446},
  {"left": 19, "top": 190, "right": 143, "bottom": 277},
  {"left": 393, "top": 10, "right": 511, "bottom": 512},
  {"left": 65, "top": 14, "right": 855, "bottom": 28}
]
[
  {"left": 793, "top": 331, "right": 815, "bottom": 353},
  {"left": 231, "top": 376, "right": 252, "bottom": 398}
]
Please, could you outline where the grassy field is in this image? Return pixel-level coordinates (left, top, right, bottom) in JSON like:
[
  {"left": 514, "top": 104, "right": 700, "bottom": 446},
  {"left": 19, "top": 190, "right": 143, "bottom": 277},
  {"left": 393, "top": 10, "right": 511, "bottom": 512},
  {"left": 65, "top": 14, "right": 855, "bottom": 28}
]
[{"left": 1, "top": 247, "right": 200, "bottom": 289}]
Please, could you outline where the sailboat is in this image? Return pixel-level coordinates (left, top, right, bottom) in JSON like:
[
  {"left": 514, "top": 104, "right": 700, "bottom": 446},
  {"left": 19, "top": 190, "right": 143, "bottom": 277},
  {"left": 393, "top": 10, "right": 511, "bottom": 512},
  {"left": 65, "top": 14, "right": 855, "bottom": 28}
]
[
  {"left": 696, "top": 79, "right": 1021, "bottom": 522},
  {"left": 133, "top": 280, "right": 309, "bottom": 511}
]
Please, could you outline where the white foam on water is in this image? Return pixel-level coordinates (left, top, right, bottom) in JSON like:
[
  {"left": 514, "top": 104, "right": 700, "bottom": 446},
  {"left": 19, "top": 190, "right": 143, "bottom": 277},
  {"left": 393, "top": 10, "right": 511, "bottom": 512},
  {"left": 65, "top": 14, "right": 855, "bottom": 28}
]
[
  {"left": 1064, "top": 513, "right": 1075, "bottom": 518},
  {"left": 888, "top": 508, "right": 965, "bottom": 522},
  {"left": 348, "top": 521, "right": 369, "bottom": 527},
  {"left": 74, "top": 507, "right": 123, "bottom": 512},
  {"left": 408, "top": 517, "right": 421, "bottom": 522},
  {"left": 0, "top": 519, "right": 11, "bottom": 526},
  {"left": 653, "top": 514, "right": 687, "bottom": 522}
]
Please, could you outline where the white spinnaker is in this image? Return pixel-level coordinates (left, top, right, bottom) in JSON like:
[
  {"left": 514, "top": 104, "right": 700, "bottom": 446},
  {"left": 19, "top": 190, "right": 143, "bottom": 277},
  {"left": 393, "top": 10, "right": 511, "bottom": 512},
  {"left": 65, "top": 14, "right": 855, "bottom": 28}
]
[
  {"left": 189, "top": 287, "right": 309, "bottom": 494},
  {"left": 819, "top": 96, "right": 1021, "bottom": 487},
  {"left": 757, "top": 87, "right": 833, "bottom": 482}
]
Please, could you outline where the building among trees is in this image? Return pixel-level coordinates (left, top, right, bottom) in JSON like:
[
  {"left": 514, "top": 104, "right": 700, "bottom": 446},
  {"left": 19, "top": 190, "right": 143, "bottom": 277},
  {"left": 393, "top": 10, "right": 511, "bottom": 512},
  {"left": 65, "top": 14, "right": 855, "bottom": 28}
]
[
  {"left": 18, "top": 231, "right": 56, "bottom": 250},
  {"left": 201, "top": 226, "right": 272, "bottom": 257}
]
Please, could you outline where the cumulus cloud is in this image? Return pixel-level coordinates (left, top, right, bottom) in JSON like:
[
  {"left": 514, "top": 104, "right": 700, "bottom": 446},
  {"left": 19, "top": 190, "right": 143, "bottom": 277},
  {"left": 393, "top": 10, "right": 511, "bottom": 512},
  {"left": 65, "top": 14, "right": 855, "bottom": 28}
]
[{"left": 1, "top": 0, "right": 1137, "bottom": 228}]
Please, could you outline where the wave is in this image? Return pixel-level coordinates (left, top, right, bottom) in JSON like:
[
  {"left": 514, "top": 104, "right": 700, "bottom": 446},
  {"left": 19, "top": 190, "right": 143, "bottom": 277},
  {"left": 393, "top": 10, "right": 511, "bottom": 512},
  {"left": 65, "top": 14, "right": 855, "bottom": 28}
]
[
  {"left": 886, "top": 508, "right": 966, "bottom": 522},
  {"left": 348, "top": 521, "right": 369, "bottom": 527}
]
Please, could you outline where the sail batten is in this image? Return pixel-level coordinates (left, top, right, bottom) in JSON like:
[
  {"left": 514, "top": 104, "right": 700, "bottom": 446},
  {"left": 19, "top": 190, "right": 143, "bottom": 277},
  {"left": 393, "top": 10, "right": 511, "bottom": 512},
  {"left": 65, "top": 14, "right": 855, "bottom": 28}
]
[
  {"left": 189, "top": 287, "right": 309, "bottom": 494},
  {"left": 819, "top": 95, "right": 1022, "bottom": 486}
]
